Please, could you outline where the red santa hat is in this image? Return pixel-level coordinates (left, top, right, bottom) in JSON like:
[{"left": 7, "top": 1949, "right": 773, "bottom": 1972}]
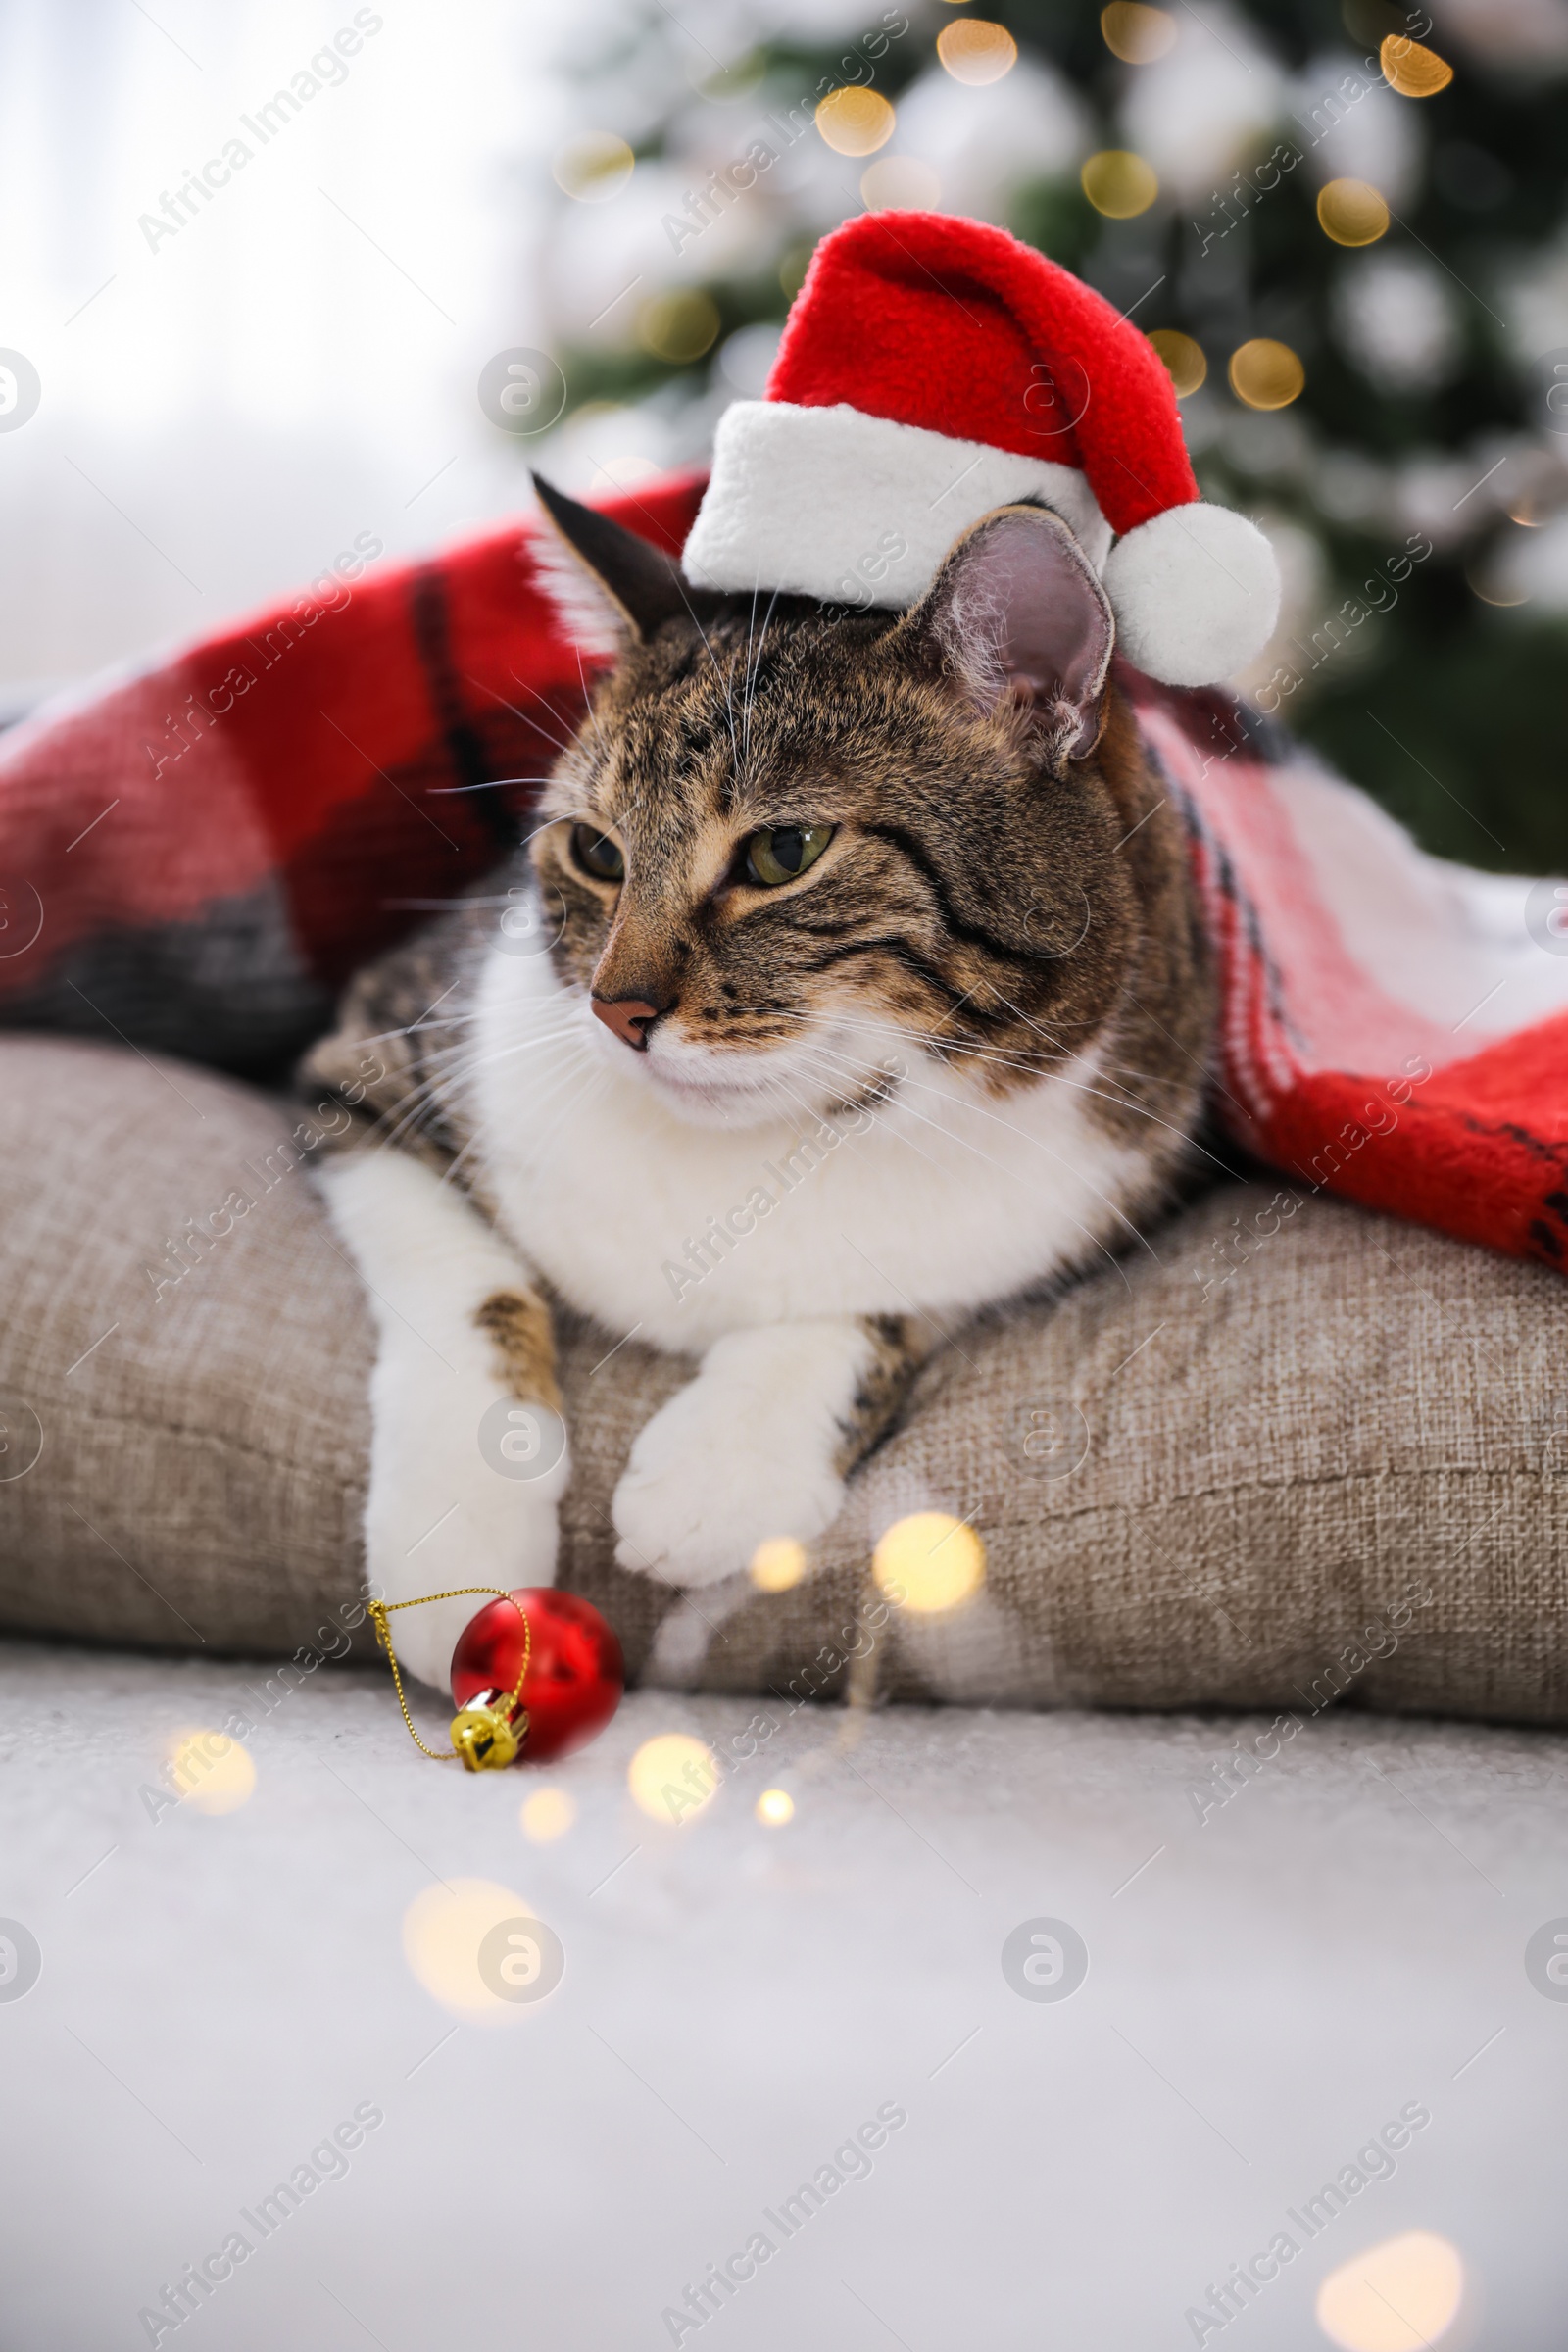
[{"left": 682, "top": 211, "right": 1280, "bottom": 689}]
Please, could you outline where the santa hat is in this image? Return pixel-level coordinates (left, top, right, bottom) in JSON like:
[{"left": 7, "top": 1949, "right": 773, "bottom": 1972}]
[{"left": 682, "top": 212, "right": 1279, "bottom": 689}]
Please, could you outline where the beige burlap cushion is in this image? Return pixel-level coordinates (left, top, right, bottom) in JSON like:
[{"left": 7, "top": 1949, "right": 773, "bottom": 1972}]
[{"left": 0, "top": 1035, "right": 1562, "bottom": 1721}]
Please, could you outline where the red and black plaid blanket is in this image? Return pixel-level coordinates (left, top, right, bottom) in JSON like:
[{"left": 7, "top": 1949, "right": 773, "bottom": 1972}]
[
  {"left": 4, "top": 471, "right": 1567, "bottom": 1270},
  {"left": 0, "top": 473, "right": 706, "bottom": 1073}
]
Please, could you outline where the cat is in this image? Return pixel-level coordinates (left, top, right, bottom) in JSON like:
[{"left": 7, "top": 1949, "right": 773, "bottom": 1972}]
[{"left": 301, "top": 479, "right": 1216, "bottom": 1687}]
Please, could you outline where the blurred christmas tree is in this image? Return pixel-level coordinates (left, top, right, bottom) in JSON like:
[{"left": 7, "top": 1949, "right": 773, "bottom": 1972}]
[{"left": 530, "top": 0, "right": 1568, "bottom": 872}]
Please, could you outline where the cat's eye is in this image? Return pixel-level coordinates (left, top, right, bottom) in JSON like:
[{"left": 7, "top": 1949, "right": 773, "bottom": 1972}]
[
  {"left": 570, "top": 824, "right": 624, "bottom": 884},
  {"left": 743, "top": 824, "right": 834, "bottom": 889}
]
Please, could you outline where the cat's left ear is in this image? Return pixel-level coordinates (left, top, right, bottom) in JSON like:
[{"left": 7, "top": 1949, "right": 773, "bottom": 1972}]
[
  {"left": 906, "top": 505, "right": 1116, "bottom": 770},
  {"left": 529, "top": 472, "right": 717, "bottom": 651}
]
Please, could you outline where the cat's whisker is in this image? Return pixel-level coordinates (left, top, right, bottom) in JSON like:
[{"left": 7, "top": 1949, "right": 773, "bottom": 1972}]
[
  {"left": 760, "top": 1002, "right": 1194, "bottom": 1127},
  {"left": 748, "top": 584, "right": 781, "bottom": 707},
  {"left": 781, "top": 1057, "right": 952, "bottom": 1180},
  {"left": 439, "top": 1129, "right": 490, "bottom": 1191},
  {"left": 344, "top": 1009, "right": 484, "bottom": 1054},
  {"left": 517, "top": 1058, "right": 612, "bottom": 1166},
  {"left": 761, "top": 1006, "right": 1071, "bottom": 1098},
  {"left": 918, "top": 1028, "right": 1174, "bottom": 1105},
  {"left": 408, "top": 1020, "right": 583, "bottom": 1082},
  {"left": 767, "top": 1043, "right": 898, "bottom": 1128},
  {"left": 573, "top": 649, "right": 615, "bottom": 766},
  {"left": 739, "top": 580, "right": 781, "bottom": 774},
  {"left": 790, "top": 1039, "right": 1022, "bottom": 1162},
  {"left": 915, "top": 998, "right": 1196, "bottom": 1096},
  {"left": 800, "top": 1020, "right": 1159, "bottom": 1162},
  {"left": 951, "top": 1033, "right": 1240, "bottom": 1180},
  {"left": 369, "top": 1075, "right": 474, "bottom": 1154},
  {"left": 427, "top": 778, "right": 561, "bottom": 798},
  {"left": 381, "top": 892, "right": 535, "bottom": 911},
  {"left": 471, "top": 666, "right": 581, "bottom": 761},
  {"left": 429, "top": 1049, "right": 594, "bottom": 1172},
  {"left": 759, "top": 1061, "right": 928, "bottom": 1177},
  {"left": 872, "top": 1048, "right": 1187, "bottom": 1244},
  {"left": 741, "top": 580, "right": 760, "bottom": 768},
  {"left": 1123, "top": 986, "right": 1247, "bottom": 1115},
  {"left": 493, "top": 815, "right": 570, "bottom": 858},
  {"left": 674, "top": 593, "right": 746, "bottom": 788},
  {"left": 720, "top": 656, "right": 745, "bottom": 790},
  {"left": 763, "top": 1064, "right": 877, "bottom": 1152},
  {"left": 497, "top": 1056, "right": 597, "bottom": 1143},
  {"left": 431, "top": 1026, "right": 585, "bottom": 1092},
  {"left": 792, "top": 1038, "right": 1154, "bottom": 1268},
  {"left": 790, "top": 1042, "right": 1138, "bottom": 1285},
  {"left": 369, "top": 1025, "right": 583, "bottom": 1152}
]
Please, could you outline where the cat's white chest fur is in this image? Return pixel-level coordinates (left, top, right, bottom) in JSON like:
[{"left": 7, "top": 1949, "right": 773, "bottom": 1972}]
[{"left": 469, "top": 941, "right": 1143, "bottom": 1351}]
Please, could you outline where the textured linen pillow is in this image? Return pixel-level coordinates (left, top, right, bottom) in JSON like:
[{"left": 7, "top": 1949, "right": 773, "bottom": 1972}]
[{"left": 0, "top": 1036, "right": 1562, "bottom": 1723}]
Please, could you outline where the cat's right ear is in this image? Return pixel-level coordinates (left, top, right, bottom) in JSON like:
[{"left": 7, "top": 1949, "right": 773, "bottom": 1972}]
[
  {"left": 529, "top": 472, "right": 714, "bottom": 650},
  {"left": 905, "top": 504, "right": 1116, "bottom": 773}
]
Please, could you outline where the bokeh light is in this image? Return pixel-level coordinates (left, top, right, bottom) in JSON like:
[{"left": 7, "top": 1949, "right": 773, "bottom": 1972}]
[
  {"left": 1101, "top": 3, "right": 1177, "bottom": 63},
  {"left": 860, "top": 156, "right": 942, "bottom": 212},
  {"left": 1508, "top": 487, "right": 1561, "bottom": 527},
  {"left": 167, "top": 1730, "right": 256, "bottom": 1816},
  {"left": 521, "top": 1786, "right": 576, "bottom": 1842},
  {"left": 872, "top": 1511, "right": 986, "bottom": 1614},
  {"left": 756, "top": 1788, "right": 795, "bottom": 1826},
  {"left": 1315, "top": 2230, "right": 1464, "bottom": 2349},
  {"left": 628, "top": 1733, "right": 720, "bottom": 1824},
  {"left": 1149, "top": 328, "right": 1207, "bottom": 397},
  {"left": 402, "top": 1879, "right": 531, "bottom": 2023},
  {"left": 1081, "top": 150, "right": 1159, "bottom": 219},
  {"left": 936, "top": 20, "right": 1019, "bottom": 86},
  {"left": 1229, "top": 337, "right": 1305, "bottom": 410},
  {"left": 1317, "top": 178, "right": 1391, "bottom": 246},
  {"left": 551, "top": 133, "right": 635, "bottom": 204},
  {"left": 637, "top": 291, "right": 720, "bottom": 365},
  {"left": 815, "top": 86, "right": 896, "bottom": 156},
  {"left": 751, "top": 1537, "right": 808, "bottom": 1592},
  {"left": 1465, "top": 554, "right": 1529, "bottom": 608},
  {"left": 1381, "top": 35, "right": 1454, "bottom": 98}
]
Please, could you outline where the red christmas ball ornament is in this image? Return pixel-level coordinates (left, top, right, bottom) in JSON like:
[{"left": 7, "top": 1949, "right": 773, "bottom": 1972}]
[{"left": 450, "top": 1588, "right": 623, "bottom": 1768}]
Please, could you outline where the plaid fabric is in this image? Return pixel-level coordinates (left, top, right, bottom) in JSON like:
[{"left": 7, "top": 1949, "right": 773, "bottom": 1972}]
[
  {"left": 1134, "top": 684, "right": 1568, "bottom": 1271},
  {"left": 0, "top": 472, "right": 706, "bottom": 1074},
  {"left": 2, "top": 466, "right": 1565, "bottom": 1269}
]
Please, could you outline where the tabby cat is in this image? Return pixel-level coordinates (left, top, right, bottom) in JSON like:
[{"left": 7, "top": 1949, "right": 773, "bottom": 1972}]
[{"left": 303, "top": 480, "right": 1215, "bottom": 1686}]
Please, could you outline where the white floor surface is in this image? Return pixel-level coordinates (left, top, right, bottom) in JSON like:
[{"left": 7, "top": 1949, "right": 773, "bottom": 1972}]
[{"left": 1, "top": 1641, "right": 1564, "bottom": 2351}]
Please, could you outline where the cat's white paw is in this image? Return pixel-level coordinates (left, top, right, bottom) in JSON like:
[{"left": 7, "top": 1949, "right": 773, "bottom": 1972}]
[
  {"left": 612, "top": 1369, "right": 847, "bottom": 1588},
  {"left": 318, "top": 1152, "right": 570, "bottom": 1692},
  {"left": 366, "top": 1343, "right": 568, "bottom": 1688}
]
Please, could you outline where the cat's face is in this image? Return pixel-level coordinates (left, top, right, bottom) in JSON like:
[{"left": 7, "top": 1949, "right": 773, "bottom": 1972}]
[{"left": 527, "top": 493, "right": 1152, "bottom": 1131}]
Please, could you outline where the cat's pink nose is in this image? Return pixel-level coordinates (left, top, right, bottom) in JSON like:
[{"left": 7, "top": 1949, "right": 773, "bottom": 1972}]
[{"left": 592, "top": 996, "right": 660, "bottom": 1052}]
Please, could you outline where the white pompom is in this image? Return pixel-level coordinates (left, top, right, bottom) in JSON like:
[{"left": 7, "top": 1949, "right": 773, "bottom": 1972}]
[{"left": 1101, "top": 503, "right": 1281, "bottom": 688}]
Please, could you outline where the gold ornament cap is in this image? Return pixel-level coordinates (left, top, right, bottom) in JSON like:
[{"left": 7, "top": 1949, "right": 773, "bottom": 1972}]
[
  {"left": 450, "top": 1690, "right": 530, "bottom": 1773},
  {"left": 366, "top": 1589, "right": 532, "bottom": 1767}
]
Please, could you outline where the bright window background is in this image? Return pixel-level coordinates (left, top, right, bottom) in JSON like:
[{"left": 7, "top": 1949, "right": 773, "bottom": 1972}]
[{"left": 0, "top": 0, "right": 564, "bottom": 688}]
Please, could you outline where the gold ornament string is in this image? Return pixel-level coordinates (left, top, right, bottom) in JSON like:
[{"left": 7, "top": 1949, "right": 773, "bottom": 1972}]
[{"left": 367, "top": 1588, "right": 532, "bottom": 1762}]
